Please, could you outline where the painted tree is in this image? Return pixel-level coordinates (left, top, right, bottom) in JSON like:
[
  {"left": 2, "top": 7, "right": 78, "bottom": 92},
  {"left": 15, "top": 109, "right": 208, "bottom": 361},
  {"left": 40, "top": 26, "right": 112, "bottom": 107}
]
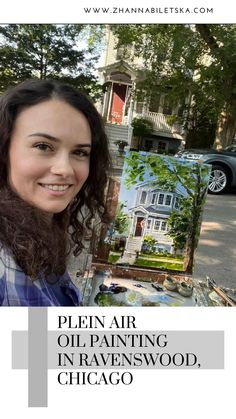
[
  {"left": 113, "top": 202, "right": 129, "bottom": 235},
  {"left": 0, "top": 24, "right": 102, "bottom": 98},
  {"left": 124, "top": 152, "right": 211, "bottom": 273},
  {"left": 112, "top": 24, "right": 236, "bottom": 149}
]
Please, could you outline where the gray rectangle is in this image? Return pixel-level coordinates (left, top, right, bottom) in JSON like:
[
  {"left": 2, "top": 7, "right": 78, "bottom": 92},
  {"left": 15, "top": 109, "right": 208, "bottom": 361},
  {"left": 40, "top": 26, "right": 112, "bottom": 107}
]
[
  {"left": 12, "top": 331, "right": 28, "bottom": 369},
  {"left": 28, "top": 308, "right": 48, "bottom": 407},
  {"left": 48, "top": 330, "right": 224, "bottom": 369}
]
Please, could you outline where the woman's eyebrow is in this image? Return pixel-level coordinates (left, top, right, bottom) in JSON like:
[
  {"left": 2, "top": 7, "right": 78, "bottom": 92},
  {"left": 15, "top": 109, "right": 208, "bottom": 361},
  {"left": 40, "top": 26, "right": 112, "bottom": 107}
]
[
  {"left": 28, "top": 132, "right": 60, "bottom": 142},
  {"left": 28, "top": 132, "right": 91, "bottom": 147}
]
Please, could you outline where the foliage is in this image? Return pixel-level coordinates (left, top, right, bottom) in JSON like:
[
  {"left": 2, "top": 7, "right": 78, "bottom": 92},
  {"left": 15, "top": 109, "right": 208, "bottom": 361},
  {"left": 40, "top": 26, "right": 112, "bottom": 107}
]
[
  {"left": 134, "top": 258, "right": 184, "bottom": 271},
  {"left": 111, "top": 24, "right": 236, "bottom": 148},
  {"left": 0, "top": 24, "right": 102, "bottom": 99},
  {"left": 142, "top": 235, "right": 158, "bottom": 253},
  {"left": 124, "top": 152, "right": 211, "bottom": 272},
  {"left": 140, "top": 252, "right": 184, "bottom": 260},
  {"left": 167, "top": 198, "right": 193, "bottom": 251},
  {"left": 113, "top": 202, "right": 129, "bottom": 235},
  {"left": 131, "top": 117, "right": 153, "bottom": 138}
]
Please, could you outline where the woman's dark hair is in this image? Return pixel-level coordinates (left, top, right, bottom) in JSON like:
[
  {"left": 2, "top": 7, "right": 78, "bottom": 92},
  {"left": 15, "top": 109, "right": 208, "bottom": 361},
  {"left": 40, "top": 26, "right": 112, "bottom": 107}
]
[{"left": 0, "top": 79, "right": 110, "bottom": 279}]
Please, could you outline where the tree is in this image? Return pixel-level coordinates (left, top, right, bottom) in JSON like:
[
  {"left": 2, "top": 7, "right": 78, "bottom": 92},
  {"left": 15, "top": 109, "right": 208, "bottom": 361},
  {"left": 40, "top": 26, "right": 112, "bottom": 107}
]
[
  {"left": 111, "top": 24, "right": 236, "bottom": 149},
  {"left": 113, "top": 202, "right": 129, "bottom": 235},
  {"left": 0, "top": 24, "right": 102, "bottom": 98},
  {"left": 124, "top": 152, "right": 211, "bottom": 273},
  {"left": 131, "top": 117, "right": 153, "bottom": 149}
]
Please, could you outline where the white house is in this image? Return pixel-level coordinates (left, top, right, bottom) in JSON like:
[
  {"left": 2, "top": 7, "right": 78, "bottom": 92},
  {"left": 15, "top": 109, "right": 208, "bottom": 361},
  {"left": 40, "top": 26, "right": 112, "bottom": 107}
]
[
  {"left": 97, "top": 27, "right": 185, "bottom": 159},
  {"left": 120, "top": 182, "right": 181, "bottom": 263}
]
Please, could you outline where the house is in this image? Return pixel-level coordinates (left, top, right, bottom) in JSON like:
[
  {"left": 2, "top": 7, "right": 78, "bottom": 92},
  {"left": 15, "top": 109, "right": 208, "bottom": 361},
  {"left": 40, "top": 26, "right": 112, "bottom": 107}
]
[
  {"left": 119, "top": 182, "right": 181, "bottom": 263},
  {"left": 97, "top": 27, "right": 185, "bottom": 166}
]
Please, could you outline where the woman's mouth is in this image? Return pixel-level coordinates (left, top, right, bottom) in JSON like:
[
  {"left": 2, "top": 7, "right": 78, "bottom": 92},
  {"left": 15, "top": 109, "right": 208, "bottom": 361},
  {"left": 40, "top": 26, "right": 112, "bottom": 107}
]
[{"left": 39, "top": 183, "right": 71, "bottom": 191}]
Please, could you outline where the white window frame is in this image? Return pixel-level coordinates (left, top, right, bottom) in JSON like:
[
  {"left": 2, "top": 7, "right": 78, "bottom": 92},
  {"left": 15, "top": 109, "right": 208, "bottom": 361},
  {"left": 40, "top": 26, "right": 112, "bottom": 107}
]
[
  {"left": 164, "top": 194, "right": 172, "bottom": 206},
  {"left": 161, "top": 221, "right": 168, "bottom": 231},
  {"left": 174, "top": 196, "right": 180, "bottom": 209},
  {"left": 146, "top": 219, "right": 152, "bottom": 230},
  {"left": 140, "top": 191, "right": 147, "bottom": 204},
  {"left": 152, "top": 219, "right": 168, "bottom": 232},
  {"left": 153, "top": 220, "right": 161, "bottom": 231},
  {"left": 157, "top": 193, "right": 164, "bottom": 205},
  {"left": 157, "top": 192, "right": 173, "bottom": 207},
  {"left": 151, "top": 193, "right": 157, "bottom": 205}
]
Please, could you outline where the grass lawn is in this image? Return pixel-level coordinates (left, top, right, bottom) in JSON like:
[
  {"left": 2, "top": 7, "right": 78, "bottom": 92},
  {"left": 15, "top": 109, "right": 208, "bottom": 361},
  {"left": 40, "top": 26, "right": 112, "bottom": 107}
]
[
  {"left": 108, "top": 254, "right": 121, "bottom": 263},
  {"left": 139, "top": 253, "right": 184, "bottom": 261},
  {"left": 134, "top": 258, "right": 184, "bottom": 270}
]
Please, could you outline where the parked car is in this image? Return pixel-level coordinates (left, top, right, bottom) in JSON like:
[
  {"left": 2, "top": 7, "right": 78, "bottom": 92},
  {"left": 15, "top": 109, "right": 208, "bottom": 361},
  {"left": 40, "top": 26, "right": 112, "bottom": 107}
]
[{"left": 175, "top": 145, "right": 236, "bottom": 194}]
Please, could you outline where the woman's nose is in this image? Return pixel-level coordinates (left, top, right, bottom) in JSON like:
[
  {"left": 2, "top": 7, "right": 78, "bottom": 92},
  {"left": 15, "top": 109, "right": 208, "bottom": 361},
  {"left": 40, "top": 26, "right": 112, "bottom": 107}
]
[{"left": 50, "top": 154, "right": 74, "bottom": 177}]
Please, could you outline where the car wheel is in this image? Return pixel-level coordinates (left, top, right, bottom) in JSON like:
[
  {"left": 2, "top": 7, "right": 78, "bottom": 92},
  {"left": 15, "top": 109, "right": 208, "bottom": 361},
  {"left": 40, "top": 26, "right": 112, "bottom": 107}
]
[{"left": 208, "top": 165, "right": 229, "bottom": 194}]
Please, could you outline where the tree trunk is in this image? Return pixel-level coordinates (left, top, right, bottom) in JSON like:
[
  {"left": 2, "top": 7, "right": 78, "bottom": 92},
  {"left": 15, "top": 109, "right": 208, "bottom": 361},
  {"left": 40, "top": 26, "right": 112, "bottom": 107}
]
[
  {"left": 183, "top": 193, "right": 202, "bottom": 274},
  {"left": 213, "top": 106, "right": 236, "bottom": 149},
  {"left": 95, "top": 177, "right": 121, "bottom": 261}
]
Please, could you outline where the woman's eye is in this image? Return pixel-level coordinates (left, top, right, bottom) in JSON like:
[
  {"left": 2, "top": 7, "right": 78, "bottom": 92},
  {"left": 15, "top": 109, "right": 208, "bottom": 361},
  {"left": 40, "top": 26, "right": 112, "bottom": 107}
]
[
  {"left": 74, "top": 149, "right": 90, "bottom": 158},
  {"left": 34, "top": 143, "right": 52, "bottom": 151}
]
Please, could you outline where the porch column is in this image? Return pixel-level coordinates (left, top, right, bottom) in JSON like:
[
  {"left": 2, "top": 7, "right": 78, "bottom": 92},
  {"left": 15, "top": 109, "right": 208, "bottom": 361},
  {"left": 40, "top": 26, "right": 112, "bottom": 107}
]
[{"left": 107, "top": 81, "right": 114, "bottom": 122}]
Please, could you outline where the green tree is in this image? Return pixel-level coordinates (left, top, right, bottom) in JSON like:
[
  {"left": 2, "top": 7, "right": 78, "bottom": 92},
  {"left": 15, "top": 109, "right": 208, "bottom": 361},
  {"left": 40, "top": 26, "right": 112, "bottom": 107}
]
[
  {"left": 113, "top": 202, "right": 129, "bottom": 235},
  {"left": 167, "top": 197, "right": 193, "bottom": 253},
  {"left": 131, "top": 117, "right": 153, "bottom": 149},
  {"left": 111, "top": 24, "right": 236, "bottom": 149},
  {"left": 0, "top": 24, "right": 101, "bottom": 98},
  {"left": 124, "top": 152, "right": 211, "bottom": 273}
]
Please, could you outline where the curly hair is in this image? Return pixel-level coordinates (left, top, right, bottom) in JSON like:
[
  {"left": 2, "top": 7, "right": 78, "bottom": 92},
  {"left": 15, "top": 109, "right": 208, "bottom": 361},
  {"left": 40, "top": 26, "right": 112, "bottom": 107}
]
[{"left": 0, "top": 79, "right": 110, "bottom": 279}]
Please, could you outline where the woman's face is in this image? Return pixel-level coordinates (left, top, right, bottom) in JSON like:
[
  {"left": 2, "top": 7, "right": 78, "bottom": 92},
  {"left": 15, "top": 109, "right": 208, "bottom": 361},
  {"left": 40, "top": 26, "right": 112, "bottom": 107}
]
[{"left": 8, "top": 99, "right": 92, "bottom": 213}]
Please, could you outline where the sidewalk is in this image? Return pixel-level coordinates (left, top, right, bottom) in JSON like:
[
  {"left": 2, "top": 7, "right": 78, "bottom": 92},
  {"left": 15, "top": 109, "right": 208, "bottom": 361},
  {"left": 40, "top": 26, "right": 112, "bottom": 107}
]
[{"left": 193, "top": 193, "right": 236, "bottom": 289}]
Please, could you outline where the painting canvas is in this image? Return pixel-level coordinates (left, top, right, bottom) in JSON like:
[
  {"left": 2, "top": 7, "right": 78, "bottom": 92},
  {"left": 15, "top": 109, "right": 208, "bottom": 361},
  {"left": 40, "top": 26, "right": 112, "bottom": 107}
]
[
  {"left": 108, "top": 152, "right": 211, "bottom": 270},
  {"left": 89, "top": 151, "right": 211, "bottom": 306}
]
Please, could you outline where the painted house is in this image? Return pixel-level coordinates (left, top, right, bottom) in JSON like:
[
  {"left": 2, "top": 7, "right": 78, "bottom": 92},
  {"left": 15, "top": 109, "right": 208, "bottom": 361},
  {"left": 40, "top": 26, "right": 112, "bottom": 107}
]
[
  {"left": 121, "top": 183, "right": 180, "bottom": 263},
  {"left": 97, "top": 27, "right": 185, "bottom": 162}
]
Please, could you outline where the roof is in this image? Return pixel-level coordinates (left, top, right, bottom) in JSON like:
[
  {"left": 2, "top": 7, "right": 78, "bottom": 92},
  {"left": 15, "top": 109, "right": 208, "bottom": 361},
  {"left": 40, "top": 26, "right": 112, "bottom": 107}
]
[
  {"left": 129, "top": 205, "right": 171, "bottom": 216},
  {"left": 98, "top": 59, "right": 136, "bottom": 76}
]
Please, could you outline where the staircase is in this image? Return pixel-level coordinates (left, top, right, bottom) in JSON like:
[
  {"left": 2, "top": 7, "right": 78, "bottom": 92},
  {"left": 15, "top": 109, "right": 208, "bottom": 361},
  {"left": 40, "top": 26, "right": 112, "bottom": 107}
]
[
  {"left": 105, "top": 123, "right": 130, "bottom": 152},
  {"left": 117, "top": 237, "right": 143, "bottom": 265},
  {"left": 105, "top": 123, "right": 130, "bottom": 175}
]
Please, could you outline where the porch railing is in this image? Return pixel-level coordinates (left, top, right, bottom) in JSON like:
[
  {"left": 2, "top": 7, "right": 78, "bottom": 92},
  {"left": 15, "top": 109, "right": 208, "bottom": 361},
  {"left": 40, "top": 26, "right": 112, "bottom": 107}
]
[{"left": 123, "top": 111, "right": 182, "bottom": 135}]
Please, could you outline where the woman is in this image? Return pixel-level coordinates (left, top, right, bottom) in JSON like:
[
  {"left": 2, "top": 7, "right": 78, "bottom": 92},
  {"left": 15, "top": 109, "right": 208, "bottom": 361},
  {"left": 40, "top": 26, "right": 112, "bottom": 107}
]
[{"left": 0, "top": 79, "right": 110, "bottom": 306}]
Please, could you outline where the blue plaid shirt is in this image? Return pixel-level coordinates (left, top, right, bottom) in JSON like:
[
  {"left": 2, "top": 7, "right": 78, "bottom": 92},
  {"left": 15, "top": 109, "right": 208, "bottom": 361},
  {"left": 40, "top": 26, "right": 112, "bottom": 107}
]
[{"left": 0, "top": 246, "right": 81, "bottom": 306}]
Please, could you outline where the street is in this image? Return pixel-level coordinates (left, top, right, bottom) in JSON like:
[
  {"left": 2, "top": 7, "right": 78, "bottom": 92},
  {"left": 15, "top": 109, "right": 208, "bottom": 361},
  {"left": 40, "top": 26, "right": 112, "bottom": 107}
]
[{"left": 193, "top": 190, "right": 236, "bottom": 289}]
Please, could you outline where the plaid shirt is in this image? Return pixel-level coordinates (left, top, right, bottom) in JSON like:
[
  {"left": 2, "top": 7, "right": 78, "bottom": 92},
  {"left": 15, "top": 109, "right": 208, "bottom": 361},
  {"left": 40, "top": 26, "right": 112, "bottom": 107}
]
[{"left": 0, "top": 246, "right": 81, "bottom": 306}]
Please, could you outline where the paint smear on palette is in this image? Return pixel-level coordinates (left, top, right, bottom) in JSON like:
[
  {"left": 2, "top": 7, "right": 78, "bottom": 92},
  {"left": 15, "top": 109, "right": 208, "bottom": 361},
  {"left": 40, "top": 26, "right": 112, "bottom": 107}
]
[{"left": 93, "top": 279, "right": 195, "bottom": 307}]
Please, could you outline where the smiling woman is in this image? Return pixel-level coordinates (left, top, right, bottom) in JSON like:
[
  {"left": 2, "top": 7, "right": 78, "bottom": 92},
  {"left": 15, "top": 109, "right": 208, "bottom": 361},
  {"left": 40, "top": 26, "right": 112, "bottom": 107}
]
[{"left": 0, "top": 79, "right": 110, "bottom": 306}]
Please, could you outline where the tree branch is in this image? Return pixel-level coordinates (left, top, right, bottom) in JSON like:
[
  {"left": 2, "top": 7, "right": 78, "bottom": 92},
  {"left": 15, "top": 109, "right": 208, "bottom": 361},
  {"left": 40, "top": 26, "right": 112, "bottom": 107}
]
[{"left": 195, "top": 24, "right": 219, "bottom": 51}]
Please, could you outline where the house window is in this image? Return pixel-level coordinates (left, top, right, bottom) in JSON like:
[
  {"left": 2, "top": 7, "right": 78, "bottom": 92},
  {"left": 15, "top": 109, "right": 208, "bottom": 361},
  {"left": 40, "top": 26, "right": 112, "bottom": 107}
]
[
  {"left": 151, "top": 193, "right": 157, "bottom": 204},
  {"left": 158, "top": 193, "right": 164, "bottom": 205},
  {"left": 157, "top": 192, "right": 173, "bottom": 206},
  {"left": 174, "top": 196, "right": 180, "bottom": 209},
  {"left": 140, "top": 191, "right": 147, "bottom": 204},
  {"left": 161, "top": 221, "right": 167, "bottom": 231},
  {"left": 146, "top": 219, "right": 152, "bottom": 230},
  {"left": 153, "top": 219, "right": 168, "bottom": 232},
  {"left": 149, "top": 94, "right": 161, "bottom": 113},
  {"left": 145, "top": 139, "right": 153, "bottom": 151},
  {"left": 154, "top": 220, "right": 161, "bottom": 231},
  {"left": 162, "top": 96, "right": 172, "bottom": 115},
  {"left": 165, "top": 195, "right": 172, "bottom": 206},
  {"left": 157, "top": 141, "right": 167, "bottom": 154}
]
